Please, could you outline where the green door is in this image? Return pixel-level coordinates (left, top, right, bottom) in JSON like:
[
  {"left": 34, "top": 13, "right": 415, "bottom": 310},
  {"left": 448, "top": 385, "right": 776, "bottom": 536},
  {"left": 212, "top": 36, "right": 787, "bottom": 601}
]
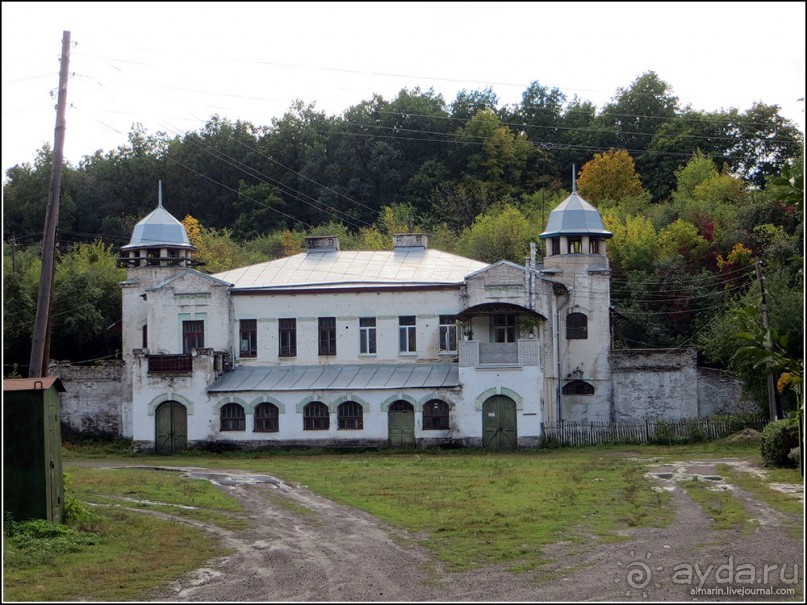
[
  {"left": 388, "top": 401, "right": 415, "bottom": 447},
  {"left": 155, "top": 401, "right": 187, "bottom": 455},
  {"left": 482, "top": 396, "right": 517, "bottom": 450}
]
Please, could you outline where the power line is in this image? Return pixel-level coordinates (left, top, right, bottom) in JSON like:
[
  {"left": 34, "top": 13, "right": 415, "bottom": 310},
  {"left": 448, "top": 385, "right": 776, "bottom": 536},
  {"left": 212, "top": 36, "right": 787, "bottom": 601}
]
[{"left": 157, "top": 120, "right": 373, "bottom": 230}]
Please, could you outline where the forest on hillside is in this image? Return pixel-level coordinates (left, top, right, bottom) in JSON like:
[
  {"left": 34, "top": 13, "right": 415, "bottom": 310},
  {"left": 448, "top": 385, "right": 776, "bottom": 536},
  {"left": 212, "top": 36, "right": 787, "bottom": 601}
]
[{"left": 2, "top": 71, "right": 803, "bottom": 413}]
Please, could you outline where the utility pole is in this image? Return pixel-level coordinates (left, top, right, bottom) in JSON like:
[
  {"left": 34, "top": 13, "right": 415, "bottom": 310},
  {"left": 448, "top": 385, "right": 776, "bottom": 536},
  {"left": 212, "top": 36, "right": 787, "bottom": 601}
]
[
  {"left": 755, "top": 259, "right": 782, "bottom": 421},
  {"left": 29, "top": 30, "right": 71, "bottom": 378}
]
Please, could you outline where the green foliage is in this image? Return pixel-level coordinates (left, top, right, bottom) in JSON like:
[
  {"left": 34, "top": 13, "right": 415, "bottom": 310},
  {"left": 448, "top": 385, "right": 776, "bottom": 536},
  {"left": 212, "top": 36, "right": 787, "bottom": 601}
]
[
  {"left": 3, "top": 240, "right": 125, "bottom": 367},
  {"left": 577, "top": 149, "right": 645, "bottom": 203},
  {"left": 2, "top": 73, "right": 802, "bottom": 372},
  {"left": 760, "top": 418, "right": 800, "bottom": 468},
  {"left": 455, "top": 204, "right": 536, "bottom": 263},
  {"left": 3, "top": 516, "right": 99, "bottom": 568}
]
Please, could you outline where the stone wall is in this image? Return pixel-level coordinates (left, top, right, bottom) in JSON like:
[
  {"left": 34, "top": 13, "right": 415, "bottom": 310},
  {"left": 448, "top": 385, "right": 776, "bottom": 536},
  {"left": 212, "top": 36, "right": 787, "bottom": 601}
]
[
  {"left": 610, "top": 349, "right": 754, "bottom": 421},
  {"left": 50, "top": 361, "right": 128, "bottom": 438},
  {"left": 697, "top": 367, "right": 758, "bottom": 416}
]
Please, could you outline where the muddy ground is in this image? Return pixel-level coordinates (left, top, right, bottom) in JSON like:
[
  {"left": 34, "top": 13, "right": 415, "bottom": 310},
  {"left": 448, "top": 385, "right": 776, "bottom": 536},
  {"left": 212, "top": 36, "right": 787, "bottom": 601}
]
[{"left": 125, "top": 457, "right": 804, "bottom": 602}]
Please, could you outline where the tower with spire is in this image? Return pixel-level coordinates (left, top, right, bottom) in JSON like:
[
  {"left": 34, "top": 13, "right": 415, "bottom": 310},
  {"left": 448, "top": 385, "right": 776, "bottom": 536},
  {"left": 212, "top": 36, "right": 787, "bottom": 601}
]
[
  {"left": 539, "top": 167, "right": 613, "bottom": 421},
  {"left": 118, "top": 182, "right": 201, "bottom": 364}
]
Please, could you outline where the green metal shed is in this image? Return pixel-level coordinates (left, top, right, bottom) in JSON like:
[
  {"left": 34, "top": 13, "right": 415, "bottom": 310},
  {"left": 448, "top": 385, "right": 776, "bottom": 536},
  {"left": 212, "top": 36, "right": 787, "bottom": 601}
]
[{"left": 3, "top": 376, "right": 66, "bottom": 522}]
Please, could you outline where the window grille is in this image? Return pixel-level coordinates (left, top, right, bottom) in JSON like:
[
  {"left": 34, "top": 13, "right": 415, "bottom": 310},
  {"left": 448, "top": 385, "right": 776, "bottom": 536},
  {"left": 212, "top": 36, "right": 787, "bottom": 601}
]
[
  {"left": 220, "top": 403, "right": 245, "bottom": 431},
  {"left": 303, "top": 402, "right": 330, "bottom": 430},
  {"left": 566, "top": 312, "right": 588, "bottom": 339},
  {"left": 254, "top": 402, "right": 279, "bottom": 432},
  {"left": 337, "top": 401, "right": 363, "bottom": 430},
  {"left": 423, "top": 400, "right": 450, "bottom": 430}
]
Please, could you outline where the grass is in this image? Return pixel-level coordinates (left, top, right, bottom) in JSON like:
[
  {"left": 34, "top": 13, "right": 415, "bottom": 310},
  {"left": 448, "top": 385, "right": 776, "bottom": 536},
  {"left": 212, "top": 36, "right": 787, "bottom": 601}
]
[
  {"left": 681, "top": 480, "right": 758, "bottom": 533},
  {"left": 715, "top": 463, "right": 804, "bottom": 538},
  {"left": 3, "top": 508, "right": 220, "bottom": 601},
  {"left": 4, "top": 438, "right": 798, "bottom": 601}
]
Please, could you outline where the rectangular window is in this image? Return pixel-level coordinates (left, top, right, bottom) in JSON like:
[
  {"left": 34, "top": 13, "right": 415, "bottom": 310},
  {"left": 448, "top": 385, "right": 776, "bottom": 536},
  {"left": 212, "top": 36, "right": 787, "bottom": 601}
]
[
  {"left": 399, "top": 316, "right": 416, "bottom": 353},
  {"left": 551, "top": 238, "right": 560, "bottom": 255},
  {"left": 589, "top": 238, "right": 600, "bottom": 254},
  {"left": 319, "top": 317, "right": 337, "bottom": 356},
  {"left": 239, "top": 319, "right": 257, "bottom": 357},
  {"left": 568, "top": 238, "right": 582, "bottom": 254},
  {"left": 493, "top": 315, "right": 516, "bottom": 343},
  {"left": 182, "top": 320, "right": 204, "bottom": 353},
  {"left": 359, "top": 317, "right": 377, "bottom": 354},
  {"left": 142, "top": 324, "right": 148, "bottom": 349},
  {"left": 439, "top": 315, "right": 457, "bottom": 352},
  {"left": 279, "top": 318, "right": 297, "bottom": 357}
]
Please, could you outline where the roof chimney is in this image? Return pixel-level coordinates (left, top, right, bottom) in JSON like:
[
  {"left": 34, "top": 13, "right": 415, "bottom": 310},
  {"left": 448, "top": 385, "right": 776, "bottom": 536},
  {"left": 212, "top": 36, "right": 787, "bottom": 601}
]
[
  {"left": 393, "top": 233, "right": 428, "bottom": 250},
  {"left": 305, "top": 235, "right": 340, "bottom": 253}
]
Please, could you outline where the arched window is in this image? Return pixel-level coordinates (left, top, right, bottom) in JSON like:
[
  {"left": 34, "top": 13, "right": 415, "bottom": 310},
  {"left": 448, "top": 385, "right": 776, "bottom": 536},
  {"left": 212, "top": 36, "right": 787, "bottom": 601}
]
[
  {"left": 562, "top": 380, "right": 595, "bottom": 395},
  {"left": 303, "top": 401, "right": 330, "bottom": 431},
  {"left": 566, "top": 312, "right": 588, "bottom": 339},
  {"left": 254, "top": 402, "right": 279, "bottom": 433},
  {"left": 220, "top": 403, "right": 245, "bottom": 431},
  {"left": 337, "top": 401, "right": 363, "bottom": 430},
  {"left": 389, "top": 400, "right": 414, "bottom": 413},
  {"left": 423, "top": 400, "right": 450, "bottom": 430}
]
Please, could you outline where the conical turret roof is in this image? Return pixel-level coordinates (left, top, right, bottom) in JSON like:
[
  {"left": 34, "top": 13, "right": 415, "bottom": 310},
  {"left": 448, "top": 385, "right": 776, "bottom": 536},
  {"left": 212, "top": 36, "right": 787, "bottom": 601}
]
[
  {"left": 539, "top": 191, "right": 612, "bottom": 239},
  {"left": 121, "top": 184, "right": 195, "bottom": 251}
]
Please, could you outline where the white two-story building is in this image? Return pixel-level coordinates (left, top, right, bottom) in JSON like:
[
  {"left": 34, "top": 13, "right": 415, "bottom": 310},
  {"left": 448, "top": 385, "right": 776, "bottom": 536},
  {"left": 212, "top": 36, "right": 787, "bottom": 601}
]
[{"left": 118, "top": 183, "right": 618, "bottom": 453}]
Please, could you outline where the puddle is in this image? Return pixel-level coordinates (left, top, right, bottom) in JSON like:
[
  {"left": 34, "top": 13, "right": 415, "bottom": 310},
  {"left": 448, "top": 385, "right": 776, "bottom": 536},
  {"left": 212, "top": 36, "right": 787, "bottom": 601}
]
[
  {"left": 184, "top": 471, "right": 283, "bottom": 488},
  {"left": 645, "top": 471, "right": 725, "bottom": 484}
]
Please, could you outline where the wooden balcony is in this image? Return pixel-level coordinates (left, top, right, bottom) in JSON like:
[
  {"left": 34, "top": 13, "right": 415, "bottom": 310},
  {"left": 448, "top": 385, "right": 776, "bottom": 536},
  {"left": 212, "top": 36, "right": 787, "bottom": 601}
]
[{"left": 147, "top": 354, "right": 192, "bottom": 374}]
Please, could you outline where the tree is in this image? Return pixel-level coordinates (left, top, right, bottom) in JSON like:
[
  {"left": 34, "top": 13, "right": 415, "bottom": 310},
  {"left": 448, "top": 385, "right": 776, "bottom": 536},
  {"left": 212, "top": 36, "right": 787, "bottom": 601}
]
[
  {"left": 601, "top": 71, "right": 679, "bottom": 153},
  {"left": 515, "top": 81, "right": 567, "bottom": 146},
  {"left": 577, "top": 149, "right": 645, "bottom": 204},
  {"left": 450, "top": 87, "right": 499, "bottom": 122},
  {"left": 181, "top": 215, "right": 263, "bottom": 273},
  {"left": 233, "top": 180, "right": 288, "bottom": 239},
  {"left": 455, "top": 204, "right": 536, "bottom": 263},
  {"left": 658, "top": 219, "right": 709, "bottom": 268}
]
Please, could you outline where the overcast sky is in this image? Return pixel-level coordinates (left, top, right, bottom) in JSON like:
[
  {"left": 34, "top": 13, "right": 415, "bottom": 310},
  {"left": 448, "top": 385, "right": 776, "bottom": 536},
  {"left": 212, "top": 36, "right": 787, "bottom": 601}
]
[{"left": 2, "top": 1, "right": 805, "bottom": 180}]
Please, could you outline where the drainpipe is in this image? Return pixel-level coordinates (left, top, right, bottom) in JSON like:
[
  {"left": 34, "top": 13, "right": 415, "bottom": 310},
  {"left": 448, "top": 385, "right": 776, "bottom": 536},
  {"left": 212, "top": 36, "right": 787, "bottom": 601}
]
[{"left": 555, "top": 288, "right": 572, "bottom": 422}]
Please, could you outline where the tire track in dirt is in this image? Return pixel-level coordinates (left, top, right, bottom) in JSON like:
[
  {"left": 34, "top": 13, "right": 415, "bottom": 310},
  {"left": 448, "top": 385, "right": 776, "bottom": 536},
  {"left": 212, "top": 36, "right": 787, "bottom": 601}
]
[{"left": 124, "top": 462, "right": 802, "bottom": 602}]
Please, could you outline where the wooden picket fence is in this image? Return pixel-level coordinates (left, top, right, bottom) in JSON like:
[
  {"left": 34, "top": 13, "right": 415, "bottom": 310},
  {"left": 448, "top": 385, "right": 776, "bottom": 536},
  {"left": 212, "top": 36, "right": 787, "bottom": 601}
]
[{"left": 540, "top": 416, "right": 768, "bottom": 447}]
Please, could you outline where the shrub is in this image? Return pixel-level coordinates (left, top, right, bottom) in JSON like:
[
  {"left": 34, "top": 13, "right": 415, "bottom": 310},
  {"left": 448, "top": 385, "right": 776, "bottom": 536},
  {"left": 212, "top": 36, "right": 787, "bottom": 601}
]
[{"left": 760, "top": 419, "right": 800, "bottom": 468}]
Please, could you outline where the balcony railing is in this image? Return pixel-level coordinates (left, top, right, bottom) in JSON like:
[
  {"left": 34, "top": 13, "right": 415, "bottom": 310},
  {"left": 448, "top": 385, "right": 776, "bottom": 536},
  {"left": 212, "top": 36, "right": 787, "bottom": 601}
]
[
  {"left": 148, "top": 354, "right": 192, "bottom": 374},
  {"left": 459, "top": 339, "right": 540, "bottom": 368}
]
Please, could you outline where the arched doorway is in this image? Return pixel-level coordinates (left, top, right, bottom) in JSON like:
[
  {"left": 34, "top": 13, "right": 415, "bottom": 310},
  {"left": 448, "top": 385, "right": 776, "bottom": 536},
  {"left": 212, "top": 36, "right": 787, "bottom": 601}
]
[
  {"left": 155, "top": 401, "right": 187, "bottom": 455},
  {"left": 482, "top": 396, "right": 517, "bottom": 450},
  {"left": 388, "top": 400, "right": 415, "bottom": 447}
]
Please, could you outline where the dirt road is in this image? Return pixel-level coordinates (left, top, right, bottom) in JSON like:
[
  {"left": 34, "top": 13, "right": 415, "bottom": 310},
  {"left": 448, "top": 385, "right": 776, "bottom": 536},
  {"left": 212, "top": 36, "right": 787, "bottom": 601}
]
[{"left": 137, "top": 458, "right": 803, "bottom": 602}]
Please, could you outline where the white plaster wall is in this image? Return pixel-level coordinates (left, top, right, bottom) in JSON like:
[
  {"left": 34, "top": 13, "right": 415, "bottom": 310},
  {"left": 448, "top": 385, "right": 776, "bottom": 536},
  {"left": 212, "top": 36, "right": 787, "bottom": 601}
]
[
  {"left": 465, "top": 263, "right": 527, "bottom": 308},
  {"left": 458, "top": 365, "right": 543, "bottom": 439},
  {"left": 231, "top": 288, "right": 461, "bottom": 365},
  {"left": 133, "top": 374, "right": 465, "bottom": 445}
]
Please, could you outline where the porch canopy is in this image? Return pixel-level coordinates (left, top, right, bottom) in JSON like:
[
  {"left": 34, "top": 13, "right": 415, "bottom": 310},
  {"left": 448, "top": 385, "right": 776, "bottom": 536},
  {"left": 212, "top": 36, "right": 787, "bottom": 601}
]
[{"left": 455, "top": 302, "right": 546, "bottom": 322}]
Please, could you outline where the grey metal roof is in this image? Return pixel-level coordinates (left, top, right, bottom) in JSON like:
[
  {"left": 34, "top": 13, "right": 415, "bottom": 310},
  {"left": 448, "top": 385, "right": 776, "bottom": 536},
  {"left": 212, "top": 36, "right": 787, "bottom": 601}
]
[
  {"left": 213, "top": 249, "right": 488, "bottom": 291},
  {"left": 539, "top": 192, "right": 612, "bottom": 239},
  {"left": 208, "top": 363, "right": 460, "bottom": 393},
  {"left": 121, "top": 205, "right": 195, "bottom": 251}
]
